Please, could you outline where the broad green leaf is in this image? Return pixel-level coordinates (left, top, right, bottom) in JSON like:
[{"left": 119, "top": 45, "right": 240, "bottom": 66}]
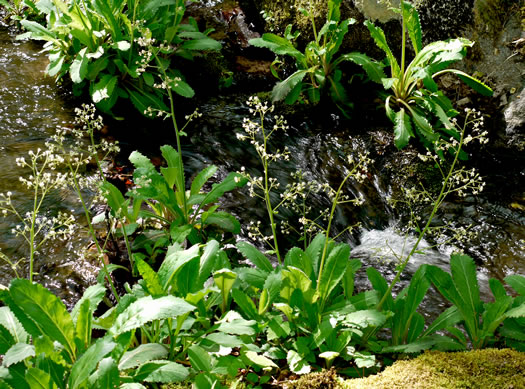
[
  {"left": 101, "top": 181, "right": 129, "bottom": 220},
  {"left": 286, "top": 350, "right": 311, "bottom": 375},
  {"left": 318, "top": 243, "right": 350, "bottom": 302},
  {"left": 489, "top": 278, "right": 508, "bottom": 300},
  {"left": 343, "top": 309, "right": 387, "bottom": 328},
  {"left": 158, "top": 245, "right": 200, "bottom": 291},
  {"left": 235, "top": 267, "right": 268, "bottom": 289},
  {"left": 92, "top": 75, "right": 118, "bottom": 103},
  {"left": 24, "top": 368, "right": 54, "bottom": 389},
  {"left": 197, "top": 240, "right": 220, "bottom": 287},
  {"left": 342, "top": 259, "right": 361, "bottom": 299},
  {"left": 231, "top": 289, "right": 258, "bottom": 320},
  {"left": 0, "top": 306, "right": 28, "bottom": 344},
  {"left": 129, "top": 151, "right": 155, "bottom": 170},
  {"left": 382, "top": 336, "right": 437, "bottom": 354},
  {"left": 284, "top": 247, "right": 313, "bottom": 279},
  {"left": 10, "top": 279, "right": 76, "bottom": 359},
  {"left": 482, "top": 296, "right": 513, "bottom": 334},
  {"left": 171, "top": 79, "right": 195, "bottom": 98},
  {"left": 109, "top": 295, "right": 195, "bottom": 336},
  {"left": 75, "top": 300, "right": 92, "bottom": 352},
  {"left": 188, "top": 345, "right": 212, "bottom": 373},
  {"left": 214, "top": 269, "right": 237, "bottom": 313},
  {"left": 181, "top": 36, "right": 222, "bottom": 51},
  {"left": 505, "top": 275, "right": 525, "bottom": 295},
  {"left": 89, "top": 358, "right": 119, "bottom": 389},
  {"left": 450, "top": 254, "right": 481, "bottom": 320},
  {"left": 244, "top": 351, "right": 278, "bottom": 369},
  {"left": 119, "top": 344, "right": 169, "bottom": 370},
  {"left": 19, "top": 20, "right": 56, "bottom": 41},
  {"left": 236, "top": 241, "right": 273, "bottom": 273},
  {"left": 409, "top": 107, "right": 439, "bottom": 143},
  {"left": 3, "top": 343, "right": 35, "bottom": 367},
  {"left": 133, "top": 361, "right": 189, "bottom": 383},
  {"left": 366, "top": 267, "right": 393, "bottom": 311},
  {"left": 306, "top": 234, "right": 325, "bottom": 278},
  {"left": 69, "top": 338, "right": 116, "bottom": 388},
  {"left": 339, "top": 52, "right": 385, "bottom": 83},
  {"left": 216, "top": 312, "right": 257, "bottom": 336},
  {"left": 120, "top": 384, "right": 147, "bottom": 389},
  {"left": 71, "top": 284, "right": 106, "bottom": 323},
  {"left": 70, "top": 48, "right": 89, "bottom": 84},
  {"left": 205, "top": 332, "right": 244, "bottom": 348},
  {"left": 191, "top": 165, "right": 217, "bottom": 195},
  {"left": 271, "top": 70, "right": 309, "bottom": 102},
  {"left": 393, "top": 108, "right": 413, "bottom": 149},
  {"left": 202, "top": 212, "right": 241, "bottom": 233}
]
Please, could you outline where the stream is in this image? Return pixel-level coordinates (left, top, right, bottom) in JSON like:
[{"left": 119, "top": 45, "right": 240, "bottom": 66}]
[{"left": 0, "top": 15, "right": 524, "bottom": 316}]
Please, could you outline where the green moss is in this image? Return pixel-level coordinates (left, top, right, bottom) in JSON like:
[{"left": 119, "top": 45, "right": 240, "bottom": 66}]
[
  {"left": 343, "top": 349, "right": 525, "bottom": 389},
  {"left": 286, "top": 368, "right": 339, "bottom": 389},
  {"left": 474, "top": 0, "right": 516, "bottom": 37}
]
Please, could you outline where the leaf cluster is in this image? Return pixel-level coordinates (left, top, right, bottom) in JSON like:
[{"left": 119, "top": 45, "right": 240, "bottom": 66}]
[{"left": 18, "top": 0, "right": 221, "bottom": 115}]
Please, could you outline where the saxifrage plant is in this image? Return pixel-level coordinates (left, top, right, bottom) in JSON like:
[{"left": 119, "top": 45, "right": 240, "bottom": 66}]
[
  {"left": 365, "top": 0, "right": 493, "bottom": 150},
  {"left": 249, "top": 0, "right": 384, "bottom": 115},
  {"left": 18, "top": 0, "right": 221, "bottom": 115}
]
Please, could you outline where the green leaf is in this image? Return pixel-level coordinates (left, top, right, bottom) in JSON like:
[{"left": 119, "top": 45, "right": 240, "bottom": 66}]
[
  {"left": 421, "top": 306, "right": 462, "bottom": 337},
  {"left": 188, "top": 345, "right": 212, "bottom": 373},
  {"left": 364, "top": 20, "right": 400, "bottom": 76},
  {"left": 3, "top": 343, "right": 35, "bottom": 367},
  {"left": 171, "top": 79, "right": 195, "bottom": 98},
  {"left": 443, "top": 69, "right": 493, "bottom": 97},
  {"left": 402, "top": 1, "right": 422, "bottom": 54},
  {"left": 216, "top": 312, "right": 257, "bottom": 336},
  {"left": 342, "top": 259, "right": 361, "bottom": 299},
  {"left": 101, "top": 181, "right": 130, "bottom": 220},
  {"left": 244, "top": 351, "right": 278, "bottom": 369},
  {"left": 205, "top": 332, "right": 244, "bottom": 348},
  {"left": 249, "top": 34, "right": 305, "bottom": 62},
  {"left": 69, "top": 337, "right": 116, "bottom": 388},
  {"left": 286, "top": 350, "right": 311, "bottom": 375},
  {"left": 119, "top": 344, "right": 169, "bottom": 370},
  {"left": 236, "top": 241, "right": 273, "bottom": 273},
  {"left": 202, "top": 212, "right": 241, "bottom": 233},
  {"left": 343, "top": 309, "right": 387, "bottom": 328},
  {"left": 158, "top": 245, "right": 200, "bottom": 291},
  {"left": 109, "top": 296, "right": 195, "bottom": 336},
  {"left": 450, "top": 254, "right": 482, "bottom": 320},
  {"left": 231, "top": 288, "right": 258, "bottom": 320},
  {"left": 393, "top": 108, "right": 413, "bottom": 149},
  {"left": 71, "top": 284, "right": 106, "bottom": 323},
  {"left": 19, "top": 20, "right": 56, "bottom": 41},
  {"left": 89, "top": 357, "right": 119, "bottom": 389},
  {"left": 506, "top": 303, "right": 525, "bottom": 319},
  {"left": 271, "top": 70, "right": 309, "bottom": 102},
  {"left": 133, "top": 361, "right": 189, "bottom": 383},
  {"left": 339, "top": 52, "right": 385, "bottom": 83},
  {"left": 409, "top": 107, "right": 439, "bottom": 143},
  {"left": 0, "top": 306, "right": 28, "bottom": 344},
  {"left": 191, "top": 165, "right": 218, "bottom": 195},
  {"left": 505, "top": 275, "right": 525, "bottom": 295},
  {"left": 24, "top": 368, "right": 54, "bottom": 389},
  {"left": 317, "top": 243, "right": 350, "bottom": 302},
  {"left": 0, "top": 325, "right": 14, "bottom": 354},
  {"left": 92, "top": 75, "right": 118, "bottom": 103},
  {"left": 382, "top": 335, "right": 438, "bottom": 354},
  {"left": 199, "top": 172, "right": 247, "bottom": 206},
  {"left": 181, "top": 36, "right": 221, "bottom": 51},
  {"left": 75, "top": 300, "right": 92, "bottom": 353},
  {"left": 136, "top": 258, "right": 165, "bottom": 297},
  {"left": 70, "top": 48, "right": 89, "bottom": 84},
  {"left": 366, "top": 267, "right": 393, "bottom": 311},
  {"left": 10, "top": 279, "right": 76, "bottom": 359},
  {"left": 197, "top": 240, "right": 220, "bottom": 287}
]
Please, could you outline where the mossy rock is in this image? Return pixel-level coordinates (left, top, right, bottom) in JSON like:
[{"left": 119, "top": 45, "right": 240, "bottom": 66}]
[{"left": 285, "top": 349, "right": 525, "bottom": 389}]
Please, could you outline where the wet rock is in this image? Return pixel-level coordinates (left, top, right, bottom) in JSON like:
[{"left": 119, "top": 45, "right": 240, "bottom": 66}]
[
  {"left": 504, "top": 88, "right": 525, "bottom": 135},
  {"left": 353, "top": 0, "right": 399, "bottom": 23}
]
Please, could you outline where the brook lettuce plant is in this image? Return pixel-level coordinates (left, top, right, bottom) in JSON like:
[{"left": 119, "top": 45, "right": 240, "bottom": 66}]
[
  {"left": 18, "top": 0, "right": 221, "bottom": 115},
  {"left": 365, "top": 0, "right": 493, "bottom": 150},
  {"left": 249, "top": 0, "right": 384, "bottom": 114}
]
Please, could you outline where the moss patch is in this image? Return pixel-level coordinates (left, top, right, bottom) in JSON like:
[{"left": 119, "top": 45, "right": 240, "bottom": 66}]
[{"left": 344, "top": 349, "right": 525, "bottom": 389}]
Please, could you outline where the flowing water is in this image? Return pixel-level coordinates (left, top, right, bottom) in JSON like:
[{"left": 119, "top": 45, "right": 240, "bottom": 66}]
[{"left": 0, "top": 27, "right": 99, "bottom": 307}]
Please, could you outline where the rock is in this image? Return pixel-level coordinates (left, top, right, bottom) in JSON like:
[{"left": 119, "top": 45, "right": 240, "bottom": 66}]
[
  {"left": 504, "top": 88, "right": 525, "bottom": 135},
  {"left": 353, "top": 0, "right": 399, "bottom": 23}
]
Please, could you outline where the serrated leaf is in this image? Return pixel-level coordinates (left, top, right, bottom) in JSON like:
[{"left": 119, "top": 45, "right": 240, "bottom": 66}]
[
  {"left": 136, "top": 258, "right": 165, "bottom": 297},
  {"left": 3, "top": 343, "right": 35, "bottom": 367},
  {"left": 402, "top": 1, "right": 422, "bottom": 54},
  {"left": 0, "top": 306, "right": 28, "bottom": 344},
  {"left": 505, "top": 275, "right": 525, "bottom": 295},
  {"left": 24, "top": 367, "right": 54, "bottom": 389},
  {"left": 506, "top": 303, "right": 525, "bottom": 319},
  {"left": 271, "top": 70, "right": 309, "bottom": 102},
  {"left": 236, "top": 241, "right": 273, "bottom": 273},
  {"left": 339, "top": 52, "right": 385, "bottom": 83},
  {"left": 109, "top": 296, "right": 194, "bottom": 336},
  {"left": 71, "top": 284, "right": 106, "bottom": 323},
  {"left": 364, "top": 20, "right": 400, "bottom": 76},
  {"left": 190, "top": 165, "right": 217, "bottom": 195},
  {"left": 393, "top": 108, "right": 413, "bottom": 149},
  {"left": 119, "top": 344, "right": 169, "bottom": 370}
]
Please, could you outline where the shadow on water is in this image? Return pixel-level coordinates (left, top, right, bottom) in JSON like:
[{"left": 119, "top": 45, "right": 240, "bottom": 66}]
[{"left": 0, "top": 28, "right": 100, "bottom": 308}]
